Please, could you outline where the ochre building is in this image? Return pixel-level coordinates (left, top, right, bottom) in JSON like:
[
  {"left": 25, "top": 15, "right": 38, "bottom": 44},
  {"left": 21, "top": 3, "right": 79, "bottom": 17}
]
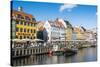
[{"left": 11, "top": 7, "right": 37, "bottom": 39}]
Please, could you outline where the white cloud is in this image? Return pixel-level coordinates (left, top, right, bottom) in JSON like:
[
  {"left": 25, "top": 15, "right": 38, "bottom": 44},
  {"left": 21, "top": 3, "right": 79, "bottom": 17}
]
[{"left": 59, "top": 3, "right": 78, "bottom": 12}]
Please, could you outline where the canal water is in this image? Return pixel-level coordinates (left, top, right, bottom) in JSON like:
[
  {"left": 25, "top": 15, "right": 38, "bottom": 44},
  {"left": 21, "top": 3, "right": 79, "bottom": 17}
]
[{"left": 12, "top": 47, "right": 97, "bottom": 66}]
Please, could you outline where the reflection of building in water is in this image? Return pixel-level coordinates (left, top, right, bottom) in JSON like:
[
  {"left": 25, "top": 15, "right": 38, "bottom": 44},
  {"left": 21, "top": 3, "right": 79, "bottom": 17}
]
[
  {"left": 12, "top": 55, "right": 49, "bottom": 66},
  {"left": 51, "top": 56, "right": 58, "bottom": 64},
  {"left": 12, "top": 47, "right": 97, "bottom": 66}
]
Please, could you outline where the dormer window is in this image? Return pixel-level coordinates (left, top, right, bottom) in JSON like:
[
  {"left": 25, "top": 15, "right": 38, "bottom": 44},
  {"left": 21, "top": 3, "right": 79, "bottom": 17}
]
[
  {"left": 25, "top": 16, "right": 30, "bottom": 21},
  {"left": 32, "top": 18, "right": 36, "bottom": 22},
  {"left": 17, "top": 14, "right": 24, "bottom": 19}
]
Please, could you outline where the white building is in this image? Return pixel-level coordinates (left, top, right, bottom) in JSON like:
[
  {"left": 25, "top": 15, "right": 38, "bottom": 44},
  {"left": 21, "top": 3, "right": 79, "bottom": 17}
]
[
  {"left": 55, "top": 18, "right": 67, "bottom": 41},
  {"left": 44, "top": 20, "right": 60, "bottom": 42},
  {"left": 44, "top": 21, "right": 51, "bottom": 42},
  {"left": 85, "top": 29, "right": 97, "bottom": 41},
  {"left": 44, "top": 18, "right": 67, "bottom": 42}
]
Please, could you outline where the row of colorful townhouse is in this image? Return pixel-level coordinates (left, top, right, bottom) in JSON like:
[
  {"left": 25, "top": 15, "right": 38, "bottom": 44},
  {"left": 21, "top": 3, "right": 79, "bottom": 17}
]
[{"left": 11, "top": 7, "right": 97, "bottom": 42}]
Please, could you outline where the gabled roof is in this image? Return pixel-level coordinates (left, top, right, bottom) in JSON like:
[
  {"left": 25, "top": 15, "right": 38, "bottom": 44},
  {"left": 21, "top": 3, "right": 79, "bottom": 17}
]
[
  {"left": 48, "top": 18, "right": 66, "bottom": 28},
  {"left": 37, "top": 21, "right": 45, "bottom": 31},
  {"left": 12, "top": 10, "right": 34, "bottom": 19}
]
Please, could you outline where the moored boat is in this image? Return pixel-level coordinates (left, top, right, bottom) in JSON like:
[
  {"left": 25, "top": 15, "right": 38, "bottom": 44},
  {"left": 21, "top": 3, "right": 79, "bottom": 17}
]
[{"left": 64, "top": 48, "right": 78, "bottom": 56}]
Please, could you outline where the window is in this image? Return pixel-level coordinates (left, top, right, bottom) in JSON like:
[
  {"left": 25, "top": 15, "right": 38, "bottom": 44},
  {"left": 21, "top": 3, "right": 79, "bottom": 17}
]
[
  {"left": 29, "top": 29, "right": 31, "bottom": 33},
  {"left": 28, "top": 23, "right": 30, "bottom": 26},
  {"left": 17, "top": 14, "right": 24, "bottom": 19},
  {"left": 24, "top": 36, "right": 26, "bottom": 39},
  {"left": 27, "top": 29, "right": 29, "bottom": 33},
  {"left": 31, "top": 29, "right": 33, "bottom": 33},
  {"left": 31, "top": 23, "right": 33, "bottom": 26},
  {"left": 24, "top": 28, "right": 26, "bottom": 32},
  {"left": 16, "top": 27, "right": 19, "bottom": 32},
  {"left": 34, "top": 37, "right": 35, "bottom": 39},
  {"left": 29, "top": 23, "right": 31, "bottom": 26},
  {"left": 34, "top": 30, "right": 36, "bottom": 33},
  {"left": 33, "top": 24, "right": 34, "bottom": 27},
  {"left": 24, "top": 22, "right": 27, "bottom": 25},
  {"left": 20, "top": 36, "right": 22, "bottom": 39},
  {"left": 34, "top": 23, "right": 36, "bottom": 26},
  {"left": 17, "top": 14, "right": 21, "bottom": 18},
  {"left": 25, "top": 16, "right": 30, "bottom": 21},
  {"left": 30, "top": 23, "right": 33, "bottom": 26},
  {"left": 20, "top": 28, "right": 23, "bottom": 32},
  {"left": 20, "top": 21, "right": 23, "bottom": 25},
  {"left": 16, "top": 35, "right": 18, "bottom": 39},
  {"left": 16, "top": 21, "right": 19, "bottom": 24},
  {"left": 27, "top": 36, "right": 29, "bottom": 39},
  {"left": 29, "top": 36, "right": 31, "bottom": 39},
  {"left": 21, "top": 17, "right": 24, "bottom": 19},
  {"left": 30, "top": 37, "right": 32, "bottom": 39},
  {"left": 32, "top": 18, "right": 36, "bottom": 22}
]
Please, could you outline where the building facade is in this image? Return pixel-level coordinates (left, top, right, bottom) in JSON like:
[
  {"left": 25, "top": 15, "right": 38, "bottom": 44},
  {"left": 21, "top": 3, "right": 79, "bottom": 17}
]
[
  {"left": 84, "top": 29, "right": 97, "bottom": 41},
  {"left": 44, "top": 18, "right": 67, "bottom": 42},
  {"left": 48, "top": 20, "right": 60, "bottom": 41},
  {"left": 64, "top": 20, "right": 73, "bottom": 40},
  {"left": 72, "top": 26, "right": 86, "bottom": 40},
  {"left": 36, "top": 21, "right": 48, "bottom": 43},
  {"left": 44, "top": 21, "right": 51, "bottom": 42},
  {"left": 55, "top": 18, "right": 67, "bottom": 41},
  {"left": 11, "top": 7, "right": 37, "bottom": 40}
]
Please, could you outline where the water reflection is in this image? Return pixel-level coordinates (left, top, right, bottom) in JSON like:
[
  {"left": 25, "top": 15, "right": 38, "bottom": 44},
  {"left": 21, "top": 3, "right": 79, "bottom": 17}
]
[{"left": 12, "top": 47, "right": 97, "bottom": 66}]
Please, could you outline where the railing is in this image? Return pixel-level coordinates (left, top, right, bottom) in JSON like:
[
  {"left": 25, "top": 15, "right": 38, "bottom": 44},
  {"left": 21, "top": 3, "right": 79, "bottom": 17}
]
[{"left": 11, "top": 39, "right": 97, "bottom": 58}]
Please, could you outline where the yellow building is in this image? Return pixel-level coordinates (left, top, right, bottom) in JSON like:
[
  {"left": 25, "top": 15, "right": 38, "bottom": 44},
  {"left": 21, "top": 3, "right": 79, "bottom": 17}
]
[
  {"left": 66, "top": 28, "right": 73, "bottom": 40},
  {"left": 65, "top": 20, "right": 73, "bottom": 40},
  {"left": 11, "top": 7, "right": 37, "bottom": 39},
  {"left": 73, "top": 26, "right": 85, "bottom": 40}
]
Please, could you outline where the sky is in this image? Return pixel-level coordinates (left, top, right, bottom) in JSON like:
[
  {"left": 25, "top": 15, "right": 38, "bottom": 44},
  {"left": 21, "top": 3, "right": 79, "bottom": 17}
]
[{"left": 11, "top": 1, "right": 97, "bottom": 29}]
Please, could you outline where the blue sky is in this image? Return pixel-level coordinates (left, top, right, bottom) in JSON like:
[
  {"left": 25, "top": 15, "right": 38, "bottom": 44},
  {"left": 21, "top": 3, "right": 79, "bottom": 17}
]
[{"left": 11, "top": 1, "right": 97, "bottom": 29}]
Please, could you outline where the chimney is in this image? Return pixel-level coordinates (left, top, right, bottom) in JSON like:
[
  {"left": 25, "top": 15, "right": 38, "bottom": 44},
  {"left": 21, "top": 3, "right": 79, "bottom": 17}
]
[{"left": 18, "top": 6, "right": 23, "bottom": 12}]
